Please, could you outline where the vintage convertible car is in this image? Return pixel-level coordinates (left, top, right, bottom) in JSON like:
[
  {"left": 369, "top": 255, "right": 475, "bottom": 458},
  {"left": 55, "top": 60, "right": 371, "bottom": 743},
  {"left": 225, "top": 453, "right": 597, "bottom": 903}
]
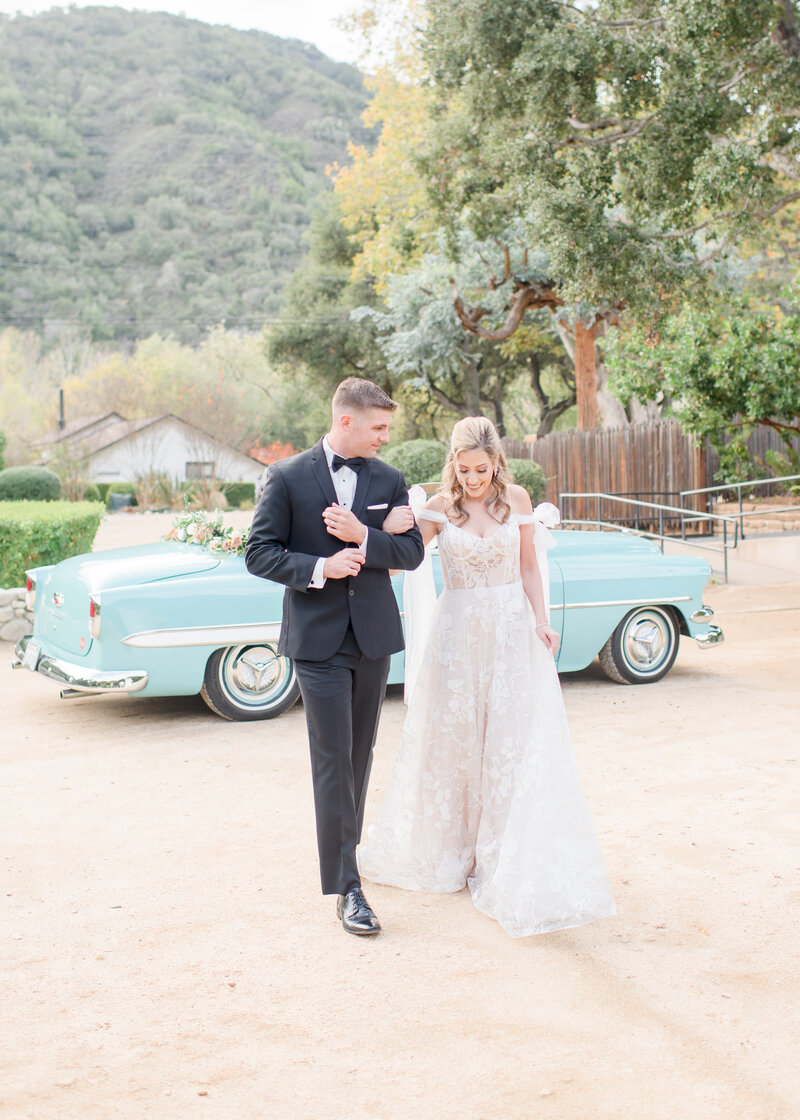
[{"left": 13, "top": 529, "right": 722, "bottom": 721}]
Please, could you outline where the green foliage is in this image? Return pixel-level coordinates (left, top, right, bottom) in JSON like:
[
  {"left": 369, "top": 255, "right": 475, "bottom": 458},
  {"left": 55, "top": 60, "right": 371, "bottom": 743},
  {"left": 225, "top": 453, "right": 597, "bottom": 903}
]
[
  {"left": 352, "top": 223, "right": 550, "bottom": 433},
  {"left": 382, "top": 439, "right": 447, "bottom": 483},
  {"left": 0, "top": 466, "right": 61, "bottom": 501},
  {"left": 0, "top": 501, "right": 104, "bottom": 587},
  {"left": 95, "top": 482, "right": 111, "bottom": 503},
  {"left": 605, "top": 292, "right": 800, "bottom": 481},
  {"left": 81, "top": 483, "right": 101, "bottom": 502},
  {"left": 0, "top": 432, "right": 6, "bottom": 469},
  {"left": 764, "top": 446, "right": 800, "bottom": 492},
  {"left": 419, "top": 0, "right": 800, "bottom": 317},
  {"left": 222, "top": 481, "right": 256, "bottom": 508},
  {"left": 0, "top": 8, "right": 369, "bottom": 343},
  {"left": 267, "top": 197, "right": 397, "bottom": 441},
  {"left": 507, "top": 458, "right": 546, "bottom": 506}
]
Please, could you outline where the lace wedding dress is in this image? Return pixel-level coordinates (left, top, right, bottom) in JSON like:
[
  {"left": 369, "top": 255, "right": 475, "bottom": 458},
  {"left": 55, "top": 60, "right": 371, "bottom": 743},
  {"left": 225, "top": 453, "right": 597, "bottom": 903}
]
[{"left": 358, "top": 512, "right": 616, "bottom": 937}]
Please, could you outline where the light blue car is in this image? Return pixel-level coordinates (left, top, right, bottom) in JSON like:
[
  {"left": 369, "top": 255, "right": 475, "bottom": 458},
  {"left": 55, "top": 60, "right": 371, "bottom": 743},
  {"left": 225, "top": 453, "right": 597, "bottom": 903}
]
[{"left": 13, "top": 530, "right": 723, "bottom": 721}]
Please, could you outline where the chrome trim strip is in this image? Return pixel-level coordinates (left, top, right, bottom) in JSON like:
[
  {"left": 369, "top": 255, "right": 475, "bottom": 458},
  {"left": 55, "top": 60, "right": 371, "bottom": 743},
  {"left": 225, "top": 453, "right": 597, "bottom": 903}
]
[
  {"left": 122, "top": 621, "right": 283, "bottom": 648},
  {"left": 691, "top": 604, "right": 715, "bottom": 621},
  {"left": 549, "top": 595, "right": 692, "bottom": 611},
  {"left": 13, "top": 636, "right": 148, "bottom": 694},
  {"left": 693, "top": 625, "right": 724, "bottom": 647}
]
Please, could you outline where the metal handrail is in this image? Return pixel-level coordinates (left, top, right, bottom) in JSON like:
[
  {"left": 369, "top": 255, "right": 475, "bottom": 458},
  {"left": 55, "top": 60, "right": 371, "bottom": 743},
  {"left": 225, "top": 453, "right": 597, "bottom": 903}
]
[
  {"left": 559, "top": 491, "right": 740, "bottom": 581},
  {"left": 680, "top": 474, "right": 800, "bottom": 541}
]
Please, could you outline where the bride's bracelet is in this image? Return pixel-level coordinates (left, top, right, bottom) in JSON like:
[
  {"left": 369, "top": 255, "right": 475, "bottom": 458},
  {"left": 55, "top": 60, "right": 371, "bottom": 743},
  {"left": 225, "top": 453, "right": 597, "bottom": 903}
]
[{"left": 535, "top": 622, "right": 549, "bottom": 632}]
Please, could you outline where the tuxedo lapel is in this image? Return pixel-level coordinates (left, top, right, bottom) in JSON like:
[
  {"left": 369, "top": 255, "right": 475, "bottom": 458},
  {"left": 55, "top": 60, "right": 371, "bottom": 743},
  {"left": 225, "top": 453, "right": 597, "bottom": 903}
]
[
  {"left": 351, "top": 458, "right": 374, "bottom": 520},
  {"left": 310, "top": 440, "right": 337, "bottom": 508}
]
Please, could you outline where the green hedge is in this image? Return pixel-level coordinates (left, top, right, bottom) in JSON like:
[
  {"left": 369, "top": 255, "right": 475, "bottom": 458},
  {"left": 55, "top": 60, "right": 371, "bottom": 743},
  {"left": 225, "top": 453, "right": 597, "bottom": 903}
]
[
  {"left": 382, "top": 439, "right": 447, "bottom": 483},
  {"left": 0, "top": 501, "right": 105, "bottom": 588},
  {"left": 223, "top": 481, "right": 256, "bottom": 508},
  {"left": 0, "top": 465, "right": 61, "bottom": 501},
  {"left": 507, "top": 458, "right": 547, "bottom": 505}
]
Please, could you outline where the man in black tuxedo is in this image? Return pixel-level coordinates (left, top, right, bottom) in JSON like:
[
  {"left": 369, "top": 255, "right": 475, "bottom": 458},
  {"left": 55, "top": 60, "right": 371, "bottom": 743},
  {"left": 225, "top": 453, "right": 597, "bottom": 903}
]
[{"left": 245, "top": 378, "right": 423, "bottom": 935}]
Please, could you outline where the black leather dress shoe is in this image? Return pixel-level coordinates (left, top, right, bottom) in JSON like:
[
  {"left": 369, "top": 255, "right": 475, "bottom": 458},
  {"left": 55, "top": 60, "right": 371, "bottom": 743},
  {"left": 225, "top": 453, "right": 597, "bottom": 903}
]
[{"left": 336, "top": 886, "right": 381, "bottom": 936}]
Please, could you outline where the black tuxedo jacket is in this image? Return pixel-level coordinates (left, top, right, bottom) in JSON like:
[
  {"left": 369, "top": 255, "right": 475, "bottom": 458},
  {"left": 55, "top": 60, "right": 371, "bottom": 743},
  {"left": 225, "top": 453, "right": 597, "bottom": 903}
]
[{"left": 245, "top": 440, "right": 424, "bottom": 661}]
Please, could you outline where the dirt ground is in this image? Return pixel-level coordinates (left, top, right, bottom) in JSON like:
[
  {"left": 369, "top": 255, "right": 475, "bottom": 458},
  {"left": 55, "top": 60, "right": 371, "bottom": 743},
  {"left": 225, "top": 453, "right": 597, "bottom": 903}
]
[{"left": 2, "top": 513, "right": 799, "bottom": 1119}]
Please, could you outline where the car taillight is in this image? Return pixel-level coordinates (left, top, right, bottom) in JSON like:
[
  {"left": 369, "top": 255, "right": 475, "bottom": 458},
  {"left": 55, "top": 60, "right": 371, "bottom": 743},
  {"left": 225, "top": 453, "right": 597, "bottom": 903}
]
[
  {"left": 89, "top": 594, "right": 101, "bottom": 638},
  {"left": 25, "top": 574, "right": 36, "bottom": 611}
]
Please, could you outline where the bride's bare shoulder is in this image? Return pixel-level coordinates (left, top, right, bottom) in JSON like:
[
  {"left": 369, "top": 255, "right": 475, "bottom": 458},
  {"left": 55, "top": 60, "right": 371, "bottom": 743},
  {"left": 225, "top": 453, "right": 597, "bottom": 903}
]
[{"left": 508, "top": 483, "right": 533, "bottom": 515}]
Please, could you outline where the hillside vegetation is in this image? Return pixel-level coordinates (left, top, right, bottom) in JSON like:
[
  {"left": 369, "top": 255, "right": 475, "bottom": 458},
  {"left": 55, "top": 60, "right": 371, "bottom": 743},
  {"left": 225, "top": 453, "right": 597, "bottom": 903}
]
[{"left": 0, "top": 6, "right": 368, "bottom": 343}]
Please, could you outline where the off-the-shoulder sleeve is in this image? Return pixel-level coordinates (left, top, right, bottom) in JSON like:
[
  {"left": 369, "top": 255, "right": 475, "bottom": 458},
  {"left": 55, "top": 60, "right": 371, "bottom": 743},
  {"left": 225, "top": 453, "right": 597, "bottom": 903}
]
[
  {"left": 512, "top": 513, "right": 536, "bottom": 525},
  {"left": 417, "top": 509, "right": 448, "bottom": 524}
]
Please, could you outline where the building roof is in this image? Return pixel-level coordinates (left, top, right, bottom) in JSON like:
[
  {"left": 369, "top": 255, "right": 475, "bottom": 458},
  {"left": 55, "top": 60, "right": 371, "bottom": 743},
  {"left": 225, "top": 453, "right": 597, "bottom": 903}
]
[
  {"left": 34, "top": 412, "right": 125, "bottom": 446},
  {"left": 40, "top": 412, "right": 263, "bottom": 465}
]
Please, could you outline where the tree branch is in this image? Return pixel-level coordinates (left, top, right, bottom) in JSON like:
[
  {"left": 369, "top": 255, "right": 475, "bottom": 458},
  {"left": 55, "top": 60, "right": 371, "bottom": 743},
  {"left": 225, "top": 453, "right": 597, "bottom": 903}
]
[
  {"left": 774, "top": 0, "right": 800, "bottom": 59},
  {"left": 562, "top": 110, "right": 659, "bottom": 147},
  {"left": 554, "top": 2, "right": 665, "bottom": 30},
  {"left": 655, "top": 190, "right": 800, "bottom": 240},
  {"left": 452, "top": 280, "right": 564, "bottom": 339}
]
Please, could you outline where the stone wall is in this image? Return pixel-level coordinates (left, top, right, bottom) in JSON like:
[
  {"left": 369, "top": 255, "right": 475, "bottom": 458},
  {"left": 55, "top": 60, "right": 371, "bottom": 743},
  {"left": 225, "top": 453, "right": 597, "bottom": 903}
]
[{"left": 0, "top": 589, "right": 33, "bottom": 644}]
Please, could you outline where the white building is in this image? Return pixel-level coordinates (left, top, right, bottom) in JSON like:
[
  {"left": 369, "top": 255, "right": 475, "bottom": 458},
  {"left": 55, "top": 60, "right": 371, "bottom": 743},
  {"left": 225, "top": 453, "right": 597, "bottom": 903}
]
[{"left": 37, "top": 412, "right": 264, "bottom": 485}]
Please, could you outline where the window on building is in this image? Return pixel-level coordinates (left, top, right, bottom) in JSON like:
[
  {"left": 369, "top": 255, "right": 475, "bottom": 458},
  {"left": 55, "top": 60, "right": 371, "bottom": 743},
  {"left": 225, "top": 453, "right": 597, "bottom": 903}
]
[{"left": 186, "top": 461, "right": 215, "bottom": 479}]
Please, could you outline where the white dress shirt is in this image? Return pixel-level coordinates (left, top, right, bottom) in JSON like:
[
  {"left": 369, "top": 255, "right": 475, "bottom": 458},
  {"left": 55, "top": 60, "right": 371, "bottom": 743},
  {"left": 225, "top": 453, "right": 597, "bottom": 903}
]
[{"left": 308, "top": 436, "right": 369, "bottom": 589}]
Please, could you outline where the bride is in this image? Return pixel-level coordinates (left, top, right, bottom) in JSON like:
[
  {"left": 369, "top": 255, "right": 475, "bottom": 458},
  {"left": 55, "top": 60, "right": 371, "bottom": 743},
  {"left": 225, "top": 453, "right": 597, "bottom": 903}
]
[{"left": 359, "top": 416, "right": 616, "bottom": 937}]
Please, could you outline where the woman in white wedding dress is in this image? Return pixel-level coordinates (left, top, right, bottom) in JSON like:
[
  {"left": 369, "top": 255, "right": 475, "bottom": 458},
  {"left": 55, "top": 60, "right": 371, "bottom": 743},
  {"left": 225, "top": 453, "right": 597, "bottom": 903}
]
[{"left": 359, "top": 417, "right": 616, "bottom": 937}]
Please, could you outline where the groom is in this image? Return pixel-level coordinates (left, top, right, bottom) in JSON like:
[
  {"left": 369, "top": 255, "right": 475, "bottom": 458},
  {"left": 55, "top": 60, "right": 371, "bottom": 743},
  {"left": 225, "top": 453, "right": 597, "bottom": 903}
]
[{"left": 245, "top": 378, "right": 423, "bottom": 935}]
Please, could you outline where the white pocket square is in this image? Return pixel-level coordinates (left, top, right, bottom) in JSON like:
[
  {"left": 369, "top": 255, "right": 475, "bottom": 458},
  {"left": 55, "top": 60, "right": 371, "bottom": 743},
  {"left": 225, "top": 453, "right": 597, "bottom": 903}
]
[{"left": 367, "top": 502, "right": 389, "bottom": 510}]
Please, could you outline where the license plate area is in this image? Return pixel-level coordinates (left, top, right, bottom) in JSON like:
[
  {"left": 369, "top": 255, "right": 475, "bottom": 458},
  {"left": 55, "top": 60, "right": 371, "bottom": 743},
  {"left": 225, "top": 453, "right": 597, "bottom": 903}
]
[{"left": 22, "top": 639, "right": 41, "bottom": 671}]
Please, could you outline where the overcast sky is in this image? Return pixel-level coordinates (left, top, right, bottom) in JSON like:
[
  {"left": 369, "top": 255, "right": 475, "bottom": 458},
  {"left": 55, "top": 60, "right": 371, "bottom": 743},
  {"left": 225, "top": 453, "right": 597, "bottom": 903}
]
[{"left": 0, "top": 1, "right": 362, "bottom": 63}]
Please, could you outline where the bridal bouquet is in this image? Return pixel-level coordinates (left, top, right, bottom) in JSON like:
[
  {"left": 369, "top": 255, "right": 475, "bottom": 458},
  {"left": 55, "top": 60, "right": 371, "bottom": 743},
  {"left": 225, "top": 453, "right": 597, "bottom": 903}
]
[{"left": 165, "top": 509, "right": 249, "bottom": 556}]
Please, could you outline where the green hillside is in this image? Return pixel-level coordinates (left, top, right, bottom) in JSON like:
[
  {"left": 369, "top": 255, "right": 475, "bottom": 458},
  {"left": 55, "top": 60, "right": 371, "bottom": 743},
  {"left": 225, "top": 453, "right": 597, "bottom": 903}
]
[{"left": 0, "top": 6, "right": 368, "bottom": 343}]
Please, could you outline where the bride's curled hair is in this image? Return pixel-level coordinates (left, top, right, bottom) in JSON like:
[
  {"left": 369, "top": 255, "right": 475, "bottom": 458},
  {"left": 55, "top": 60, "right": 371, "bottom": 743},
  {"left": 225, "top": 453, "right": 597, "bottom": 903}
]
[{"left": 439, "top": 416, "right": 513, "bottom": 525}]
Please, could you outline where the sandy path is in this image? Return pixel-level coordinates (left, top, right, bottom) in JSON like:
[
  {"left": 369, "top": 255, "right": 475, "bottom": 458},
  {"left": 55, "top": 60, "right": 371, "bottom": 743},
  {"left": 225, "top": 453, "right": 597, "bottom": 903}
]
[{"left": 2, "top": 514, "right": 799, "bottom": 1118}]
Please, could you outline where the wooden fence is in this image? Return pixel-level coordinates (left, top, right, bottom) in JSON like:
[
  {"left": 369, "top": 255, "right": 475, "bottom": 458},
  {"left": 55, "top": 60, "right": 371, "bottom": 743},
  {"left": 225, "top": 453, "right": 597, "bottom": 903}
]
[
  {"left": 503, "top": 419, "right": 800, "bottom": 530},
  {"left": 503, "top": 419, "right": 707, "bottom": 529}
]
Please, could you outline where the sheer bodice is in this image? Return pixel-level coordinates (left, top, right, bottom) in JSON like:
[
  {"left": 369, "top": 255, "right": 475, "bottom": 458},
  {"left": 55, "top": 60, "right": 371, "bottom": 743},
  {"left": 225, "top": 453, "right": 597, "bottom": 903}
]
[
  {"left": 358, "top": 511, "right": 616, "bottom": 938},
  {"left": 438, "top": 517, "right": 523, "bottom": 589}
]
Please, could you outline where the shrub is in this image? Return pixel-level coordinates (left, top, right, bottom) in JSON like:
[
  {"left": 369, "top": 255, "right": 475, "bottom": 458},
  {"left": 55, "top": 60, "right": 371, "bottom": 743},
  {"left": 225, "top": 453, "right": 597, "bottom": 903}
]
[
  {"left": 382, "top": 439, "right": 447, "bottom": 483},
  {"left": 223, "top": 481, "right": 256, "bottom": 508},
  {"left": 507, "top": 458, "right": 547, "bottom": 506},
  {"left": 0, "top": 466, "right": 61, "bottom": 502},
  {"left": 0, "top": 501, "right": 105, "bottom": 588},
  {"left": 82, "top": 483, "right": 102, "bottom": 502},
  {"left": 0, "top": 432, "right": 6, "bottom": 470},
  {"left": 95, "top": 482, "right": 111, "bottom": 503}
]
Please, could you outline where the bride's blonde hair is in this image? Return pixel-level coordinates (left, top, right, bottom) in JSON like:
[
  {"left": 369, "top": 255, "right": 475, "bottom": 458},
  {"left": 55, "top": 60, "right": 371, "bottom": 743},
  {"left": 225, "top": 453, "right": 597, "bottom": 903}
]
[{"left": 439, "top": 416, "right": 513, "bottom": 525}]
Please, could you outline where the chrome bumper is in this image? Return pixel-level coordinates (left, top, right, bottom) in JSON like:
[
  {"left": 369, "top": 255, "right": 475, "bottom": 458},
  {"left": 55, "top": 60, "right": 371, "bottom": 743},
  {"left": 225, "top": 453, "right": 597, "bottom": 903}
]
[
  {"left": 693, "top": 624, "right": 724, "bottom": 648},
  {"left": 13, "top": 635, "right": 149, "bottom": 697}
]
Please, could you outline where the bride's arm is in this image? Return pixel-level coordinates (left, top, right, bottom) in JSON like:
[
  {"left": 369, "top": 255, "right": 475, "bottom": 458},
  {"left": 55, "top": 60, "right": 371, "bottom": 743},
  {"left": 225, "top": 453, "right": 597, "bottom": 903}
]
[
  {"left": 512, "top": 485, "right": 560, "bottom": 655},
  {"left": 383, "top": 494, "right": 444, "bottom": 548}
]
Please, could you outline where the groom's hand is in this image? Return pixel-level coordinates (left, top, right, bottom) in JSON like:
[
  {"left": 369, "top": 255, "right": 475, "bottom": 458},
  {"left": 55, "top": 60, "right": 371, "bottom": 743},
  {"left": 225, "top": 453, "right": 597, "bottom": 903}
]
[
  {"left": 323, "top": 504, "right": 367, "bottom": 546},
  {"left": 323, "top": 548, "right": 366, "bottom": 579}
]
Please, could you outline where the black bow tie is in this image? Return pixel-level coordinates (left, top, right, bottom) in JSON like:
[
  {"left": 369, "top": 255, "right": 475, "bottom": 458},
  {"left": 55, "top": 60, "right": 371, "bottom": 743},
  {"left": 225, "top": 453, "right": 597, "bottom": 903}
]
[{"left": 332, "top": 454, "right": 365, "bottom": 474}]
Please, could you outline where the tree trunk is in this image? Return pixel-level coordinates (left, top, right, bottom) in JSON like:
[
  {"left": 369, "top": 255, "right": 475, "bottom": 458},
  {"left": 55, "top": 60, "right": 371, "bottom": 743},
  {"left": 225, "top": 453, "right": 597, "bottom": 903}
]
[
  {"left": 529, "top": 353, "right": 576, "bottom": 436},
  {"left": 574, "top": 319, "right": 598, "bottom": 429},
  {"left": 463, "top": 350, "right": 481, "bottom": 415}
]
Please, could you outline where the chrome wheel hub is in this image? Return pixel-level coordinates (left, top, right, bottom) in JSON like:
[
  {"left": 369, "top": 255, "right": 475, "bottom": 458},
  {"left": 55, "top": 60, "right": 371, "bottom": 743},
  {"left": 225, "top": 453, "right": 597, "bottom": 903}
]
[
  {"left": 231, "top": 646, "right": 282, "bottom": 694},
  {"left": 623, "top": 612, "right": 672, "bottom": 672}
]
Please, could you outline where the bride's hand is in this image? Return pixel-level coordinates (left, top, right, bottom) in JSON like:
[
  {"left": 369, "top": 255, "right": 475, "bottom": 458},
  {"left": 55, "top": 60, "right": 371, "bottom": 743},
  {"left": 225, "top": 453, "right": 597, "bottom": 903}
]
[
  {"left": 382, "top": 504, "right": 415, "bottom": 534},
  {"left": 535, "top": 622, "right": 560, "bottom": 655}
]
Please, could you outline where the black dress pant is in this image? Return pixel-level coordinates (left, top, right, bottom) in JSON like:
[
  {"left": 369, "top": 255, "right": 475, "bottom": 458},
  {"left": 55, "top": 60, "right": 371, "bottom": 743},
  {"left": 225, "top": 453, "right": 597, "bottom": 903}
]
[{"left": 293, "top": 628, "right": 391, "bottom": 896}]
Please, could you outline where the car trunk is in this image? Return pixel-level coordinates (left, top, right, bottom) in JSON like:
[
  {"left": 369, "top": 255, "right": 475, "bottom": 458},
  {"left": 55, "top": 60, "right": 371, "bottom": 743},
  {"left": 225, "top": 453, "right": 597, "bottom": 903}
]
[{"left": 34, "top": 545, "right": 221, "bottom": 657}]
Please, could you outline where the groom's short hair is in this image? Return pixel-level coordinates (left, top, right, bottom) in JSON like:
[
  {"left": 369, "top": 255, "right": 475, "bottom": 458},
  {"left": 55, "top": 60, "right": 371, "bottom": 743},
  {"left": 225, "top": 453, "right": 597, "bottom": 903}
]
[{"left": 333, "top": 377, "right": 397, "bottom": 415}]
